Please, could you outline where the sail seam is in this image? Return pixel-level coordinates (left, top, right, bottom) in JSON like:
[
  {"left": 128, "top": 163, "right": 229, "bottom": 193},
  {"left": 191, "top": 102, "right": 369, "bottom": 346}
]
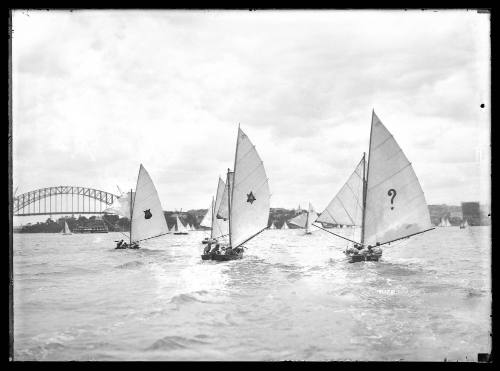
[{"left": 367, "top": 162, "right": 412, "bottom": 191}]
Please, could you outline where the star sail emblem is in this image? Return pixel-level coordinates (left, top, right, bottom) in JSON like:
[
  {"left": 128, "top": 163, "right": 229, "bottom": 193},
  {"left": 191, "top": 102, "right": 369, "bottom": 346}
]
[
  {"left": 144, "top": 209, "right": 152, "bottom": 219},
  {"left": 246, "top": 191, "right": 256, "bottom": 204}
]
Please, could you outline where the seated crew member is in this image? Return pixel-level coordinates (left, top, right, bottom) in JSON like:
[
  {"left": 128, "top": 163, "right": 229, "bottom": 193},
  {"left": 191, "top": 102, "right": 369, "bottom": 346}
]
[
  {"left": 212, "top": 244, "right": 220, "bottom": 254},
  {"left": 204, "top": 242, "right": 212, "bottom": 255},
  {"left": 115, "top": 239, "right": 124, "bottom": 249}
]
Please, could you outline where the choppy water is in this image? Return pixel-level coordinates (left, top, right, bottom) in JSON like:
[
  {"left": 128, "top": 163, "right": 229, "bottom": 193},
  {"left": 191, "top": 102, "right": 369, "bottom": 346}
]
[{"left": 13, "top": 226, "right": 491, "bottom": 361}]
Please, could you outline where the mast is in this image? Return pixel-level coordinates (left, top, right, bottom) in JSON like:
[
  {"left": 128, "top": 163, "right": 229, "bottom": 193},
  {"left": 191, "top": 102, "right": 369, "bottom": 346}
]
[
  {"left": 129, "top": 188, "right": 133, "bottom": 245},
  {"left": 227, "top": 169, "right": 232, "bottom": 247},
  {"left": 210, "top": 196, "right": 215, "bottom": 239},
  {"left": 361, "top": 110, "right": 374, "bottom": 246},
  {"left": 229, "top": 124, "right": 241, "bottom": 247}
]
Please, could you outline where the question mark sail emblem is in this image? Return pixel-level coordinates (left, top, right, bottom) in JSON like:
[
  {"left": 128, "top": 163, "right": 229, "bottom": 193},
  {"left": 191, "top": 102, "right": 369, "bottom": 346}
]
[{"left": 388, "top": 189, "right": 397, "bottom": 210}]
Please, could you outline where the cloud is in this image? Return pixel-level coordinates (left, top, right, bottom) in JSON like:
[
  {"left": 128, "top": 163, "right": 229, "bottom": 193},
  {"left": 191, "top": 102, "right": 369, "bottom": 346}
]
[{"left": 12, "top": 10, "right": 490, "bottom": 211}]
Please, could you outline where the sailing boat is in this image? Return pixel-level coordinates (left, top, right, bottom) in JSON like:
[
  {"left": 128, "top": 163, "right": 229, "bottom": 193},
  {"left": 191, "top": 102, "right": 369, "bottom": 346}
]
[
  {"left": 281, "top": 221, "right": 289, "bottom": 230},
  {"left": 62, "top": 220, "right": 72, "bottom": 235},
  {"left": 203, "top": 126, "right": 270, "bottom": 261},
  {"left": 201, "top": 178, "right": 230, "bottom": 246},
  {"left": 173, "top": 215, "right": 189, "bottom": 235},
  {"left": 287, "top": 202, "right": 318, "bottom": 234},
  {"left": 460, "top": 218, "right": 469, "bottom": 229},
  {"left": 314, "top": 111, "right": 434, "bottom": 262},
  {"left": 114, "top": 164, "right": 169, "bottom": 249},
  {"left": 269, "top": 221, "right": 277, "bottom": 230},
  {"left": 438, "top": 216, "right": 452, "bottom": 227}
]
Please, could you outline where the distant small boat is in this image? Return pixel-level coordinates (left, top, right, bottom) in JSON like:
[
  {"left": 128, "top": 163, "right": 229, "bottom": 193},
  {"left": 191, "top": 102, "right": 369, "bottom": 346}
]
[
  {"left": 113, "top": 164, "right": 169, "bottom": 249},
  {"left": 460, "top": 218, "right": 469, "bottom": 229},
  {"left": 173, "top": 216, "right": 189, "bottom": 235},
  {"left": 438, "top": 217, "right": 452, "bottom": 227},
  {"left": 202, "top": 126, "right": 270, "bottom": 261},
  {"left": 62, "top": 220, "right": 72, "bottom": 235},
  {"left": 281, "top": 221, "right": 289, "bottom": 230},
  {"left": 315, "top": 111, "right": 434, "bottom": 263},
  {"left": 269, "top": 222, "right": 277, "bottom": 230},
  {"left": 287, "top": 202, "right": 318, "bottom": 235}
]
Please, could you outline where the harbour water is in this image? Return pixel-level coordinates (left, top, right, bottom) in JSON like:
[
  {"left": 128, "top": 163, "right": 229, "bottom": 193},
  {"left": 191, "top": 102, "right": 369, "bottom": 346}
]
[{"left": 13, "top": 226, "right": 491, "bottom": 361}]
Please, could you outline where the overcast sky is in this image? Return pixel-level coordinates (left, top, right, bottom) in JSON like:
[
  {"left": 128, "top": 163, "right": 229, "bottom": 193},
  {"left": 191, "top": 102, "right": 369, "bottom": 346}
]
[{"left": 12, "top": 9, "right": 490, "bottom": 217}]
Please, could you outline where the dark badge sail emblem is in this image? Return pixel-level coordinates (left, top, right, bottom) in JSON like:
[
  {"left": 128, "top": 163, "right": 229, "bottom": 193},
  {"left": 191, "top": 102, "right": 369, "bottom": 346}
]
[
  {"left": 246, "top": 191, "right": 256, "bottom": 204},
  {"left": 144, "top": 209, "right": 152, "bottom": 219}
]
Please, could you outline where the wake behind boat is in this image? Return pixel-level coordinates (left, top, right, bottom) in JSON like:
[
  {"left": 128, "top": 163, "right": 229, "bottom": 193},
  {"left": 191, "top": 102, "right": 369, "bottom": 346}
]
[
  {"left": 314, "top": 111, "right": 434, "bottom": 263},
  {"left": 201, "top": 126, "right": 270, "bottom": 261}
]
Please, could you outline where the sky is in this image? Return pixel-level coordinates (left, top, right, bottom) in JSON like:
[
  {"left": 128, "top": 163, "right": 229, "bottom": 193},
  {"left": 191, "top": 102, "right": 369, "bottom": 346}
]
[{"left": 11, "top": 9, "right": 490, "bottom": 224}]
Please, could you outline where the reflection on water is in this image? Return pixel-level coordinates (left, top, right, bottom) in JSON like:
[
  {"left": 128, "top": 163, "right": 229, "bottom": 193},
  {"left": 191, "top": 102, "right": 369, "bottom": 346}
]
[{"left": 13, "top": 227, "right": 491, "bottom": 361}]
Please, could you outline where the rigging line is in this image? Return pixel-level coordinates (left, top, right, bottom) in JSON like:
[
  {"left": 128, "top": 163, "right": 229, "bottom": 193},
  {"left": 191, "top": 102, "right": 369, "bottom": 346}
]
[
  {"left": 312, "top": 223, "right": 361, "bottom": 245},
  {"left": 370, "top": 132, "right": 394, "bottom": 152},
  {"left": 335, "top": 194, "right": 356, "bottom": 226},
  {"left": 367, "top": 162, "right": 413, "bottom": 191},
  {"left": 344, "top": 180, "right": 363, "bottom": 209},
  {"left": 135, "top": 232, "right": 170, "bottom": 244},
  {"left": 375, "top": 227, "right": 435, "bottom": 247},
  {"left": 233, "top": 226, "right": 267, "bottom": 249},
  {"left": 101, "top": 217, "right": 130, "bottom": 239}
]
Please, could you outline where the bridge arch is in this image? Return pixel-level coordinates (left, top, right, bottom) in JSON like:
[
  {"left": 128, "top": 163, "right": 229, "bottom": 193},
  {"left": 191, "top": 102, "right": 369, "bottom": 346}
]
[{"left": 13, "top": 186, "right": 120, "bottom": 216}]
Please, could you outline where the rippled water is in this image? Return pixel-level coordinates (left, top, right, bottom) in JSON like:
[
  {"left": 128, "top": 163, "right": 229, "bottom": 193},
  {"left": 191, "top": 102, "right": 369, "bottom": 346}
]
[{"left": 13, "top": 226, "right": 491, "bottom": 361}]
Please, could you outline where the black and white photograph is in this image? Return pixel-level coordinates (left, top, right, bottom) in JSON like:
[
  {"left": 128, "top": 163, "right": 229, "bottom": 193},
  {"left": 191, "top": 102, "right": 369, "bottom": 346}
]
[{"left": 9, "top": 9, "right": 491, "bottom": 362}]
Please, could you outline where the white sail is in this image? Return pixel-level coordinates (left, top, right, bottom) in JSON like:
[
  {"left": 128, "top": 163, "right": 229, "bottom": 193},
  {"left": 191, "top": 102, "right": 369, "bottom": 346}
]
[
  {"left": 288, "top": 213, "right": 307, "bottom": 228},
  {"left": 269, "top": 222, "right": 276, "bottom": 229},
  {"left": 445, "top": 218, "right": 452, "bottom": 227},
  {"left": 316, "top": 157, "right": 365, "bottom": 227},
  {"left": 130, "top": 165, "right": 169, "bottom": 243},
  {"left": 305, "top": 203, "right": 318, "bottom": 233},
  {"left": 230, "top": 128, "right": 270, "bottom": 248},
  {"left": 464, "top": 219, "right": 469, "bottom": 227},
  {"left": 63, "top": 220, "right": 71, "bottom": 234},
  {"left": 175, "top": 215, "right": 189, "bottom": 233},
  {"left": 212, "top": 178, "right": 229, "bottom": 239},
  {"left": 216, "top": 173, "right": 233, "bottom": 221},
  {"left": 281, "top": 221, "right": 289, "bottom": 230},
  {"left": 363, "top": 112, "right": 432, "bottom": 246},
  {"left": 200, "top": 201, "right": 213, "bottom": 228},
  {"left": 104, "top": 191, "right": 135, "bottom": 219}
]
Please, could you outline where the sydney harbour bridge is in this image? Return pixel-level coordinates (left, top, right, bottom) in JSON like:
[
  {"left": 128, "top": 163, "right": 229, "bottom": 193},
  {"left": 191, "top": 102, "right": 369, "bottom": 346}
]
[{"left": 13, "top": 186, "right": 120, "bottom": 217}]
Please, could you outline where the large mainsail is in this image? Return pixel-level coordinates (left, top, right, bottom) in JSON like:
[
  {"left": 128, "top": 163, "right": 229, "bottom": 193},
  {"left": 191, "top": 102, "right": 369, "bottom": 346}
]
[
  {"left": 229, "top": 128, "right": 270, "bottom": 248},
  {"left": 212, "top": 178, "right": 229, "bottom": 239},
  {"left": 316, "top": 157, "right": 365, "bottom": 227},
  {"left": 362, "top": 112, "right": 432, "bottom": 246},
  {"left": 130, "top": 165, "right": 169, "bottom": 243}
]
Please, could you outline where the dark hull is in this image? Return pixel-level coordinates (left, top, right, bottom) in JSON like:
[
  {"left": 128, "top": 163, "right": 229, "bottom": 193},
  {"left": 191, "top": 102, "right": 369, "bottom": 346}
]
[
  {"left": 346, "top": 252, "right": 382, "bottom": 263},
  {"left": 201, "top": 254, "right": 212, "bottom": 260},
  {"left": 174, "top": 232, "right": 188, "bottom": 235},
  {"left": 211, "top": 252, "right": 243, "bottom": 261}
]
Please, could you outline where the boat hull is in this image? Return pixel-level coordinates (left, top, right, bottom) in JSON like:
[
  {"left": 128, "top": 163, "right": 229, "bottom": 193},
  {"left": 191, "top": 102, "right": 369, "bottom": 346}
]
[
  {"left": 201, "top": 254, "right": 213, "bottom": 260},
  {"left": 174, "top": 232, "right": 188, "bottom": 235},
  {"left": 211, "top": 252, "right": 243, "bottom": 261},
  {"left": 346, "top": 252, "right": 382, "bottom": 263}
]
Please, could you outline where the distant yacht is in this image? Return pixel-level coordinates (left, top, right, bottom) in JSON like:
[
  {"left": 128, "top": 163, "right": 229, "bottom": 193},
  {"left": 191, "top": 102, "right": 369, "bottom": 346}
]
[
  {"left": 269, "top": 221, "right": 277, "bottom": 230},
  {"left": 62, "top": 220, "right": 72, "bottom": 235},
  {"left": 173, "top": 216, "right": 189, "bottom": 235},
  {"left": 281, "top": 221, "right": 289, "bottom": 230},
  {"left": 287, "top": 202, "right": 318, "bottom": 235}
]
